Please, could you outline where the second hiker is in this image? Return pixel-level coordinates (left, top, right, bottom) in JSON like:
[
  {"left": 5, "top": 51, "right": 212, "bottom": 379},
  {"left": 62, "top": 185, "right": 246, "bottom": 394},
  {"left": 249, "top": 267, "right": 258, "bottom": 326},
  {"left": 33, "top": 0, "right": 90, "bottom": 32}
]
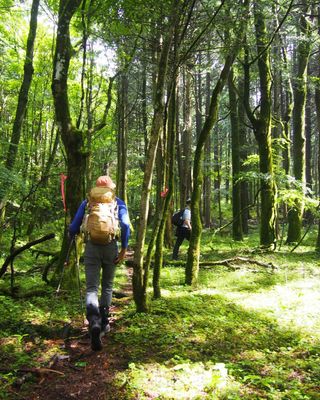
[{"left": 172, "top": 198, "right": 191, "bottom": 260}]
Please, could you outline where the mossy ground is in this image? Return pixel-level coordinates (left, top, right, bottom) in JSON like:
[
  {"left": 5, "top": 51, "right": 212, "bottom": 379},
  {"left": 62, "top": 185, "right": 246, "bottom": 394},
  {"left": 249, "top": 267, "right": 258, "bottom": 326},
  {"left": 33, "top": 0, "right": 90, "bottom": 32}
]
[{"left": 1, "top": 229, "right": 320, "bottom": 399}]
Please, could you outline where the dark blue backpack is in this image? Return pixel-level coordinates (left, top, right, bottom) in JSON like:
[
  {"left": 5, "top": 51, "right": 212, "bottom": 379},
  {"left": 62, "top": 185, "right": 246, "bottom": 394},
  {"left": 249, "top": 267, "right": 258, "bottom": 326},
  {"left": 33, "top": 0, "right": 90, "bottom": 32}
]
[{"left": 171, "top": 209, "right": 184, "bottom": 227}]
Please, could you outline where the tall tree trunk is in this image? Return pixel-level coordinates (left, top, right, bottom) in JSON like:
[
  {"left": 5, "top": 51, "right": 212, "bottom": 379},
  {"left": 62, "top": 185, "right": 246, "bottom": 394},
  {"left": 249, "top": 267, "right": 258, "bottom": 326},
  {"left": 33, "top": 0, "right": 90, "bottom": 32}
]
[
  {"left": 76, "top": 0, "right": 90, "bottom": 130},
  {"left": 142, "top": 61, "right": 148, "bottom": 158},
  {"left": 180, "top": 66, "right": 192, "bottom": 207},
  {"left": 117, "top": 73, "right": 128, "bottom": 203},
  {"left": 195, "top": 53, "right": 202, "bottom": 140},
  {"left": 51, "top": 0, "right": 87, "bottom": 277},
  {"left": 85, "top": 51, "right": 94, "bottom": 186},
  {"left": 153, "top": 78, "right": 176, "bottom": 299},
  {"left": 305, "top": 87, "right": 312, "bottom": 193},
  {"left": 304, "top": 86, "right": 313, "bottom": 223},
  {"left": 238, "top": 75, "right": 249, "bottom": 234},
  {"left": 228, "top": 68, "right": 243, "bottom": 241},
  {"left": 203, "top": 62, "right": 212, "bottom": 227},
  {"left": 287, "top": 1, "right": 311, "bottom": 243},
  {"left": 1, "top": 0, "right": 40, "bottom": 206},
  {"left": 280, "top": 42, "right": 293, "bottom": 177},
  {"left": 244, "top": 6, "right": 277, "bottom": 247},
  {"left": 315, "top": 6, "right": 320, "bottom": 251},
  {"left": 185, "top": 53, "right": 236, "bottom": 286},
  {"left": 132, "top": 4, "right": 176, "bottom": 312},
  {"left": 213, "top": 126, "right": 220, "bottom": 208}
]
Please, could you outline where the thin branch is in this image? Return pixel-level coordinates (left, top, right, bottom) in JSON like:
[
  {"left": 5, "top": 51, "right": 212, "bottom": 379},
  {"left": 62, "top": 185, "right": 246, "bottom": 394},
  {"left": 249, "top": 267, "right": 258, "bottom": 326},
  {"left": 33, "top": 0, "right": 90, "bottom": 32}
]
[
  {"left": 213, "top": 188, "right": 261, "bottom": 236},
  {"left": 0, "top": 234, "right": 55, "bottom": 278},
  {"left": 249, "top": 0, "right": 295, "bottom": 66},
  {"left": 178, "top": 0, "right": 226, "bottom": 66}
]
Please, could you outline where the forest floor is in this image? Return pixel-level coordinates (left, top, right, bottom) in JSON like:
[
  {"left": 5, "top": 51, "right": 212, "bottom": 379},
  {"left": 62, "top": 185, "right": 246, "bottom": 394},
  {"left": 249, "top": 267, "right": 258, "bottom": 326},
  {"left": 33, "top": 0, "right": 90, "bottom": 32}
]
[
  {"left": 2, "top": 231, "right": 320, "bottom": 399},
  {"left": 24, "top": 265, "right": 134, "bottom": 400}
]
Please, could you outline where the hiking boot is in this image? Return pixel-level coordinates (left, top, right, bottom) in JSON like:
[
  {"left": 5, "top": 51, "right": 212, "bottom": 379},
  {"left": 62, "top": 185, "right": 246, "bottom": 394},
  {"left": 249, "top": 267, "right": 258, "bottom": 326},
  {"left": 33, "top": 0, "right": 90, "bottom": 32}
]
[
  {"left": 90, "top": 318, "right": 102, "bottom": 351},
  {"left": 100, "top": 323, "right": 111, "bottom": 337},
  {"left": 99, "top": 306, "right": 110, "bottom": 335}
]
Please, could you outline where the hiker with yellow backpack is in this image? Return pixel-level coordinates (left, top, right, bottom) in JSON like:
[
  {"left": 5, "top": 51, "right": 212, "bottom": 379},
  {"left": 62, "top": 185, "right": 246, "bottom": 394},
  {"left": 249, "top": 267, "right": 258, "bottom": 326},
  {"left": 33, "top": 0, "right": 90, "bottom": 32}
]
[{"left": 69, "top": 175, "right": 130, "bottom": 351}]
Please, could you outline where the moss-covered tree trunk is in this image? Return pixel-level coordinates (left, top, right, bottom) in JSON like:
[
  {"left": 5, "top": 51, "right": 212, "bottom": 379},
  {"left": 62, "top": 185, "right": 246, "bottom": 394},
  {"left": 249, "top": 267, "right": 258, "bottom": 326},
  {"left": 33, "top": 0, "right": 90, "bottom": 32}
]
[
  {"left": 315, "top": 6, "right": 320, "bottom": 251},
  {"left": 185, "top": 54, "right": 236, "bottom": 286},
  {"left": 280, "top": 44, "right": 293, "bottom": 177},
  {"left": 287, "top": 1, "right": 311, "bottom": 243},
  {"left": 132, "top": 5, "right": 176, "bottom": 312},
  {"left": 117, "top": 73, "right": 128, "bottom": 204},
  {"left": 257, "top": 130, "right": 277, "bottom": 245},
  {"left": 51, "top": 0, "right": 87, "bottom": 278},
  {"left": 153, "top": 77, "right": 176, "bottom": 299},
  {"left": 244, "top": 6, "right": 277, "bottom": 247},
  {"left": 0, "top": 0, "right": 40, "bottom": 218},
  {"left": 203, "top": 61, "right": 212, "bottom": 227},
  {"left": 228, "top": 68, "right": 243, "bottom": 241},
  {"left": 179, "top": 66, "right": 192, "bottom": 207},
  {"left": 238, "top": 74, "right": 249, "bottom": 234}
]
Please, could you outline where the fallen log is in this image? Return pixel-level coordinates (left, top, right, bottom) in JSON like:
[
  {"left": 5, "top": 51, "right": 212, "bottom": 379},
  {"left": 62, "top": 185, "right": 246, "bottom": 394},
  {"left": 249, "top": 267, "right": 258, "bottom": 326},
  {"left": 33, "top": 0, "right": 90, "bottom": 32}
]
[
  {"left": 166, "top": 256, "right": 278, "bottom": 270},
  {"left": 0, "top": 233, "right": 55, "bottom": 279},
  {"left": 0, "top": 287, "right": 49, "bottom": 298}
]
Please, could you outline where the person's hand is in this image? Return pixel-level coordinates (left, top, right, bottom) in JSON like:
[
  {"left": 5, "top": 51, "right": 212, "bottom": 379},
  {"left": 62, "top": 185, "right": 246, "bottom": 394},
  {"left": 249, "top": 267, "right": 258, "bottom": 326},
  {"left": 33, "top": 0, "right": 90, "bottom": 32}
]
[{"left": 114, "top": 248, "right": 126, "bottom": 264}]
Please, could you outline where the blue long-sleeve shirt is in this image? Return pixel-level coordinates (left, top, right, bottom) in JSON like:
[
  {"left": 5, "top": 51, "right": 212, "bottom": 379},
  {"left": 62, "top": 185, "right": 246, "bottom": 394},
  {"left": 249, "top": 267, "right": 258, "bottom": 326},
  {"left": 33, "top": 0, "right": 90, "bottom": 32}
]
[{"left": 69, "top": 197, "right": 130, "bottom": 249}]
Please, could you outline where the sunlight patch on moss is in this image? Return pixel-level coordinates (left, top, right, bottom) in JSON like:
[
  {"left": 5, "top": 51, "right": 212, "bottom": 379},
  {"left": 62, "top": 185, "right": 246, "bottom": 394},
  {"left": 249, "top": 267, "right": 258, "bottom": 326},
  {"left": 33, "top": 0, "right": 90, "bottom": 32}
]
[
  {"left": 116, "top": 360, "right": 242, "bottom": 399},
  {"left": 224, "top": 278, "right": 320, "bottom": 337}
]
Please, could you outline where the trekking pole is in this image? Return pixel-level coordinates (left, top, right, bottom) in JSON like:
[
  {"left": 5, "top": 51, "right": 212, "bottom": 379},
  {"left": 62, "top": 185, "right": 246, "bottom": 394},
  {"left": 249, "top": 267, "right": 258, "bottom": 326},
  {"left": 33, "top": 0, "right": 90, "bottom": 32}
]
[
  {"left": 48, "top": 236, "right": 75, "bottom": 323},
  {"left": 73, "top": 238, "right": 85, "bottom": 319},
  {"left": 56, "top": 236, "right": 75, "bottom": 294}
]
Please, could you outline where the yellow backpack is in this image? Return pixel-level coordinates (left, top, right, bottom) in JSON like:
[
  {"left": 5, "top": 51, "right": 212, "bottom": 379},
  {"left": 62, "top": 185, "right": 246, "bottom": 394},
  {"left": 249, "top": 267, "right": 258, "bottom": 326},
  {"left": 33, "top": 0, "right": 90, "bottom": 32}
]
[{"left": 82, "top": 187, "right": 120, "bottom": 244}]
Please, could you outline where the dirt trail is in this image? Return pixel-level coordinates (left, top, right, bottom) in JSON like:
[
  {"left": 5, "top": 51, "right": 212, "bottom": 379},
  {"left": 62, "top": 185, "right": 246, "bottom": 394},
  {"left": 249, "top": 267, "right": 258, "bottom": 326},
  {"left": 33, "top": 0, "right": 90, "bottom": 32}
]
[{"left": 20, "top": 260, "right": 134, "bottom": 400}]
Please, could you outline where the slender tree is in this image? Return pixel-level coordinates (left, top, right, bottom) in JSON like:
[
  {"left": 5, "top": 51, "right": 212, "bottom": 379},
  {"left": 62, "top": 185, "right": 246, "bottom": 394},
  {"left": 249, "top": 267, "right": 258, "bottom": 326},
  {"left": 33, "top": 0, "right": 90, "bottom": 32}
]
[
  {"left": 51, "top": 0, "right": 87, "bottom": 276},
  {"left": 243, "top": 4, "right": 277, "bottom": 247},
  {"left": 1, "top": 0, "right": 40, "bottom": 208},
  {"left": 287, "top": 0, "right": 311, "bottom": 243},
  {"left": 185, "top": 52, "right": 237, "bottom": 286},
  {"left": 228, "top": 67, "right": 243, "bottom": 240},
  {"left": 132, "top": 0, "right": 177, "bottom": 311},
  {"left": 315, "top": 5, "right": 320, "bottom": 251},
  {"left": 153, "top": 77, "right": 177, "bottom": 298},
  {"left": 203, "top": 57, "right": 212, "bottom": 227},
  {"left": 117, "top": 73, "right": 129, "bottom": 203}
]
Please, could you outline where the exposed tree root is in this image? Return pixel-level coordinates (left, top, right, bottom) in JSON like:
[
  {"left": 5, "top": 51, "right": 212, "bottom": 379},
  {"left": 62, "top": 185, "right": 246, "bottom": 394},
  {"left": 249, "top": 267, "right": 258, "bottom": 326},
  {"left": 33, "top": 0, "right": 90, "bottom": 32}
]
[{"left": 0, "top": 367, "right": 64, "bottom": 376}]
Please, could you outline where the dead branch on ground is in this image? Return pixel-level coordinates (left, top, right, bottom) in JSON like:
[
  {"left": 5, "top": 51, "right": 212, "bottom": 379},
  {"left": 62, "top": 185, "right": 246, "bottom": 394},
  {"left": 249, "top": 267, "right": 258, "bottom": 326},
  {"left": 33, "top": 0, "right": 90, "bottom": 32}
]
[
  {"left": 0, "top": 233, "right": 55, "bottom": 279},
  {"left": 167, "top": 256, "right": 278, "bottom": 270}
]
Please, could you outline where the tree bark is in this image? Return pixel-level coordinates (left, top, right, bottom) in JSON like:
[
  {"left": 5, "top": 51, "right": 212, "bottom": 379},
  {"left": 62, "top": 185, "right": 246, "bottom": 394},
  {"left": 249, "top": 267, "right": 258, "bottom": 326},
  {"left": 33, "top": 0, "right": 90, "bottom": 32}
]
[
  {"left": 0, "top": 0, "right": 40, "bottom": 210},
  {"left": 153, "top": 78, "right": 176, "bottom": 299},
  {"left": 185, "top": 53, "right": 236, "bottom": 286},
  {"left": 51, "top": 0, "right": 87, "bottom": 277},
  {"left": 244, "top": 6, "right": 277, "bottom": 247},
  {"left": 287, "top": 1, "right": 311, "bottom": 243},
  {"left": 305, "top": 88, "right": 312, "bottom": 193},
  {"left": 315, "top": 6, "right": 320, "bottom": 251},
  {"left": 238, "top": 75, "right": 249, "bottom": 234},
  {"left": 132, "top": 3, "right": 177, "bottom": 311},
  {"left": 228, "top": 68, "right": 243, "bottom": 241},
  {"left": 203, "top": 60, "right": 212, "bottom": 227},
  {"left": 180, "top": 66, "right": 192, "bottom": 207},
  {"left": 117, "top": 73, "right": 129, "bottom": 204}
]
